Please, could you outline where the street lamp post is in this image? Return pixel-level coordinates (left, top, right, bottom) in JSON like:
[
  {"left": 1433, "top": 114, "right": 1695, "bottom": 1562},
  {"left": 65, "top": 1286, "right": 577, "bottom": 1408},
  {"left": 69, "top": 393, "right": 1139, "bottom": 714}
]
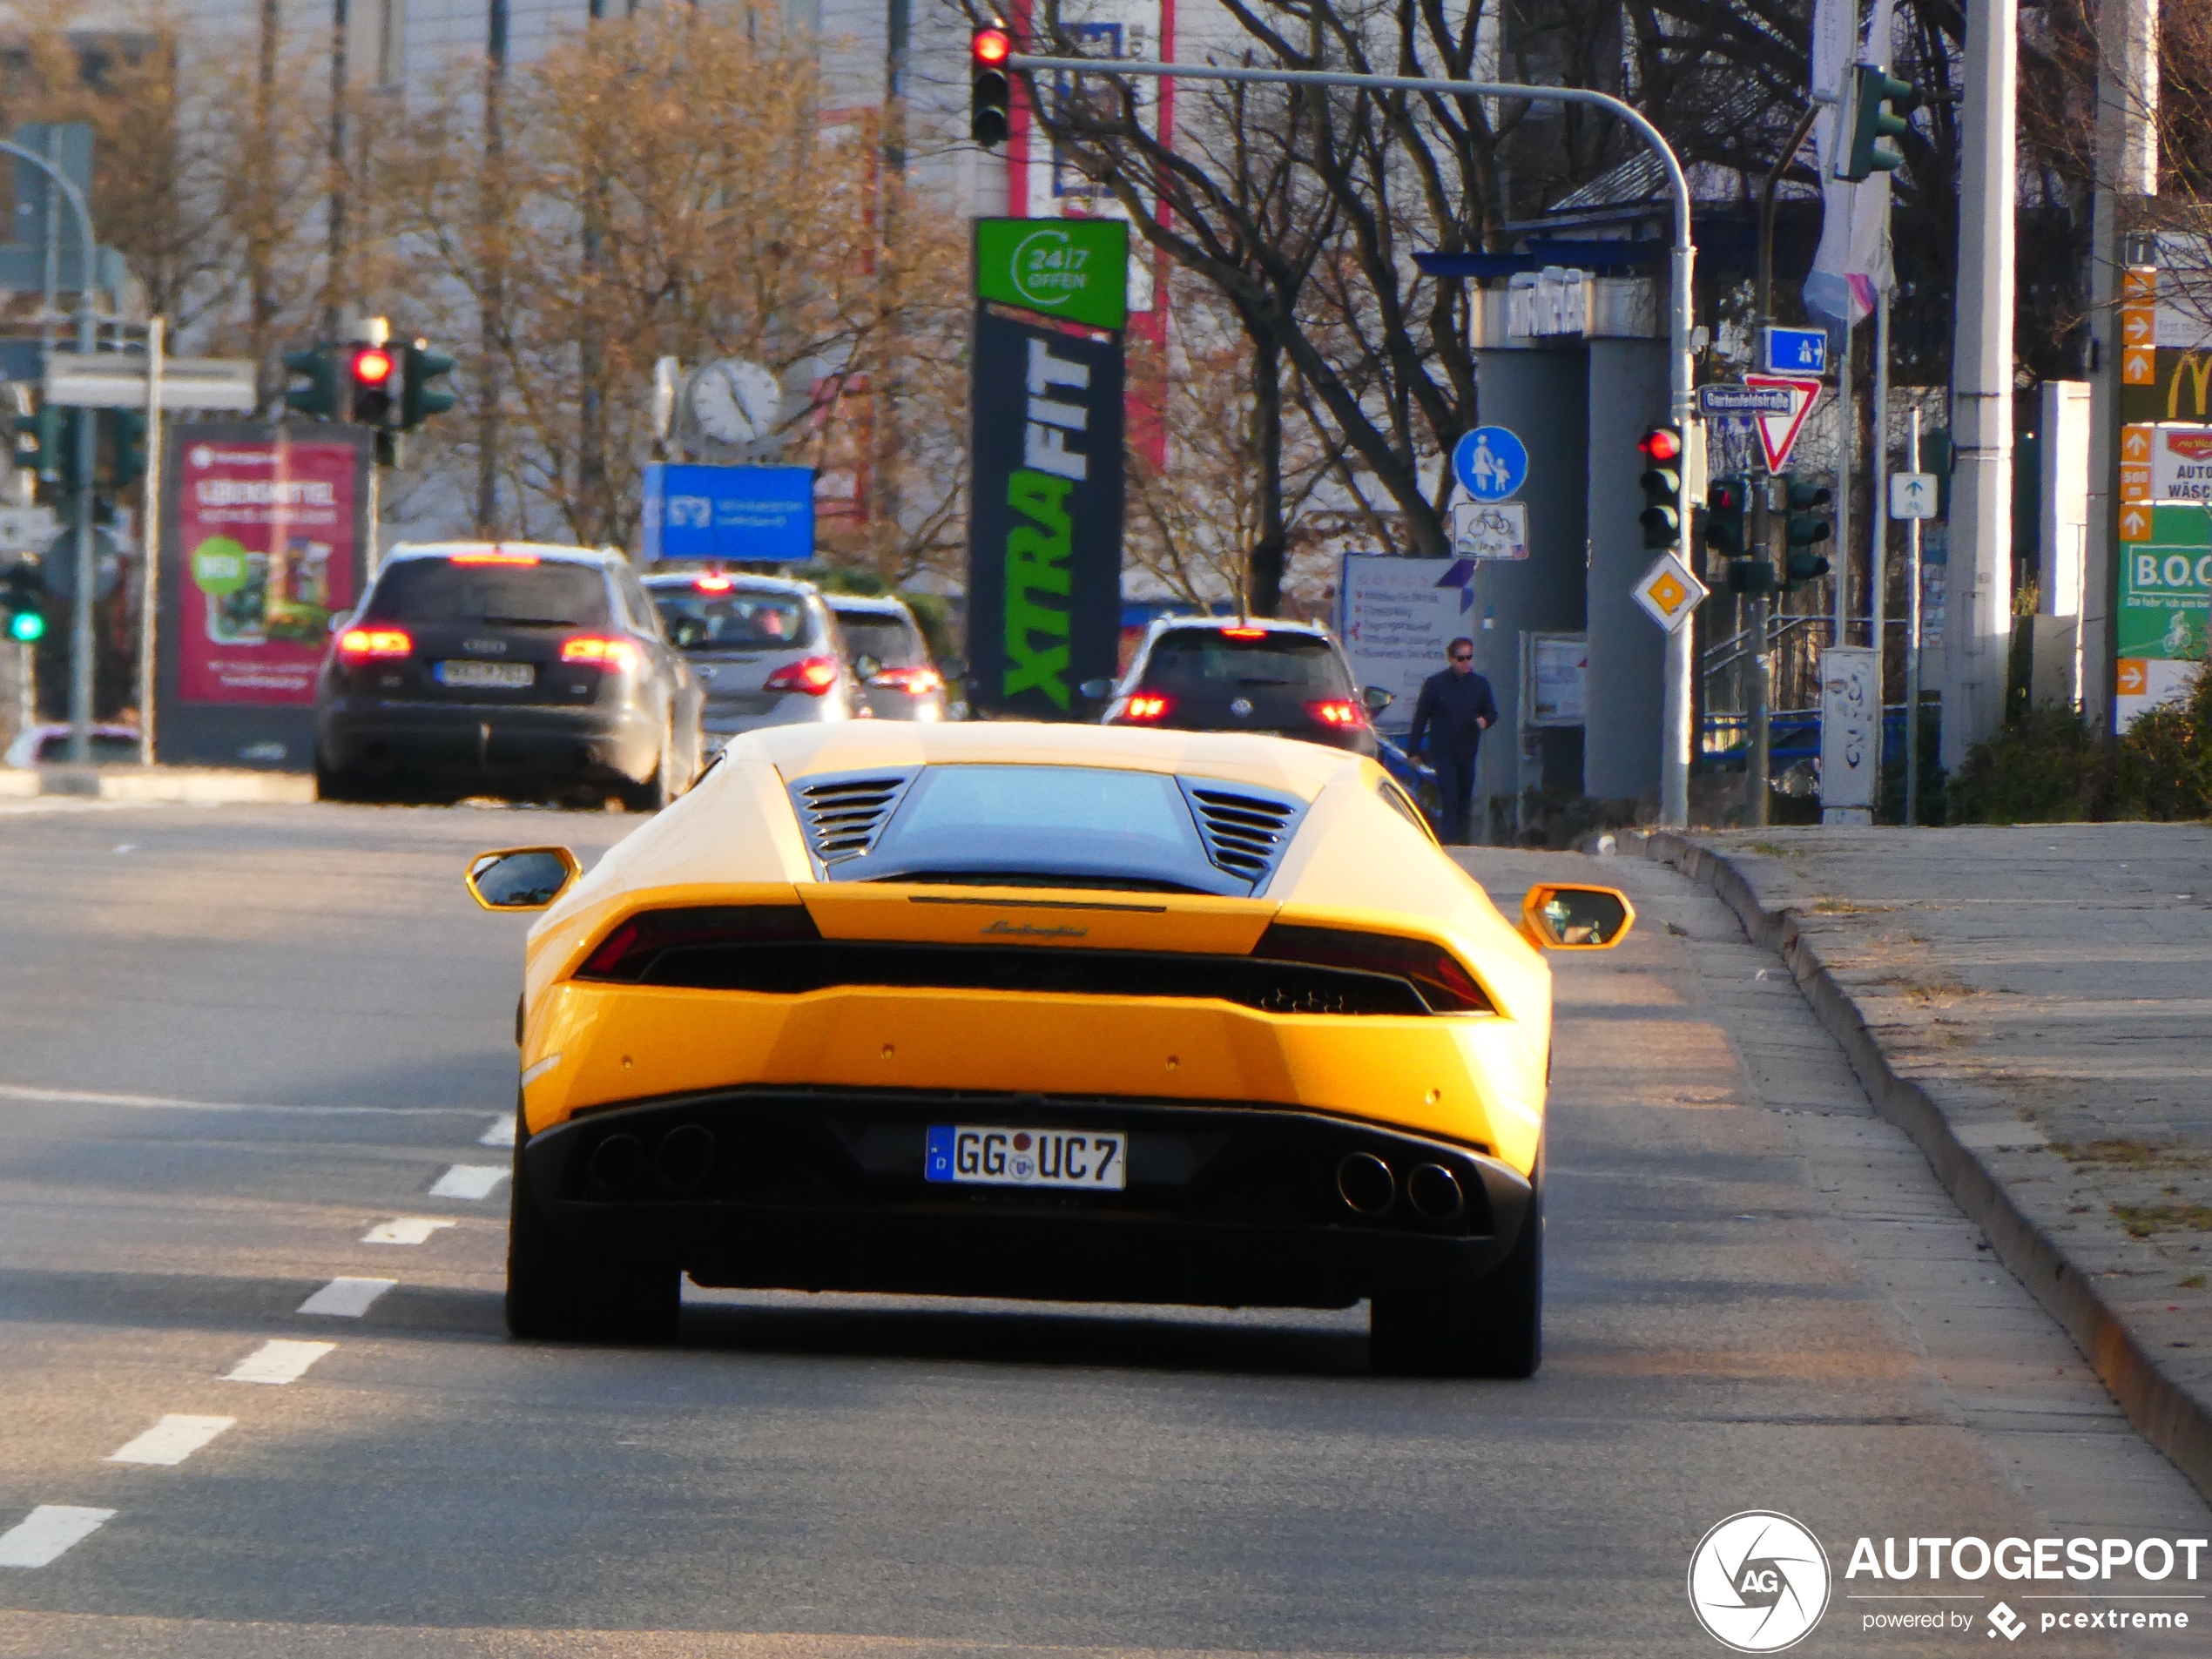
[{"left": 1007, "top": 52, "right": 1701, "bottom": 826}]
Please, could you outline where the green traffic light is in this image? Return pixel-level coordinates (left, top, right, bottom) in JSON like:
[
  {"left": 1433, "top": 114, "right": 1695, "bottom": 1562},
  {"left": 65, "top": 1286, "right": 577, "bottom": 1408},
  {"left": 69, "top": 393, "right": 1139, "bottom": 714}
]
[
  {"left": 1842, "top": 64, "right": 1921, "bottom": 181},
  {"left": 9, "top": 610, "right": 43, "bottom": 643}
]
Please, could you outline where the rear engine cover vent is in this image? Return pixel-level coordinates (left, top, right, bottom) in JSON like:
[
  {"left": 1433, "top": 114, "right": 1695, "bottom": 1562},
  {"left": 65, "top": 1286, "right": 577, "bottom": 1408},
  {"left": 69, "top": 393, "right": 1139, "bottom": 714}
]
[
  {"left": 791, "top": 769, "right": 917, "bottom": 867},
  {"left": 1179, "top": 779, "right": 1306, "bottom": 887}
]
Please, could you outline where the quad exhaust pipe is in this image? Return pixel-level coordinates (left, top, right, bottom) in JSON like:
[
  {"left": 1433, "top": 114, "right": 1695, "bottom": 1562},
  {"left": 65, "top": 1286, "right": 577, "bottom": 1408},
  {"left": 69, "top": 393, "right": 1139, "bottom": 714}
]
[
  {"left": 584, "top": 1124, "right": 718, "bottom": 1197},
  {"left": 1335, "top": 1152, "right": 1467, "bottom": 1221}
]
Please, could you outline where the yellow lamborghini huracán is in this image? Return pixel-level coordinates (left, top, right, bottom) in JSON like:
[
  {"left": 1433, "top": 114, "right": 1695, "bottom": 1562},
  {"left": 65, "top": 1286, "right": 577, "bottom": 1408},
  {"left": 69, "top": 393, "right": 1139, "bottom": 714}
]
[{"left": 469, "top": 721, "right": 1630, "bottom": 1377}]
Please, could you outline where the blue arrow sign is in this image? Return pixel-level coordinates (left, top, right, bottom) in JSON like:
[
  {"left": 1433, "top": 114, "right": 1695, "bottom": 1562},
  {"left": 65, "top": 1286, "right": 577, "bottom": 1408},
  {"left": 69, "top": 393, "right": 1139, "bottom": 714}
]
[
  {"left": 1761, "top": 327, "right": 1828, "bottom": 375},
  {"left": 1453, "top": 426, "right": 1528, "bottom": 502}
]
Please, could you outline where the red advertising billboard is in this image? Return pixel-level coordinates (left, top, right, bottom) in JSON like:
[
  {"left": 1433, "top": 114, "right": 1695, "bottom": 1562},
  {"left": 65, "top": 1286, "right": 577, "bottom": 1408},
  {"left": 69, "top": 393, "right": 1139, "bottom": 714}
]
[{"left": 175, "top": 434, "right": 361, "bottom": 705}]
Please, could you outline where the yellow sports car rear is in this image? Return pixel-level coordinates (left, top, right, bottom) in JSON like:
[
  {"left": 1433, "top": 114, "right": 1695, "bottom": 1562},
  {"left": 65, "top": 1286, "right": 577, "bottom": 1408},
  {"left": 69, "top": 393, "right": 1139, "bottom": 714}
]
[{"left": 469, "top": 721, "right": 1630, "bottom": 1376}]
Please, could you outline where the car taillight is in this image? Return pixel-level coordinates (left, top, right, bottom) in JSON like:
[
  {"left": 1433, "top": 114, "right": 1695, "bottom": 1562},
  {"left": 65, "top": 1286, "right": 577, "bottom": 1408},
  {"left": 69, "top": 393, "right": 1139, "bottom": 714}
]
[
  {"left": 868, "top": 665, "right": 942, "bottom": 695},
  {"left": 1221, "top": 626, "right": 1268, "bottom": 638},
  {"left": 562, "top": 636, "right": 640, "bottom": 673},
  {"left": 337, "top": 627, "right": 411, "bottom": 662},
  {"left": 765, "top": 654, "right": 841, "bottom": 696},
  {"left": 1307, "top": 699, "right": 1366, "bottom": 727},
  {"left": 1252, "top": 922, "right": 1492, "bottom": 1014},
  {"left": 577, "top": 905, "right": 821, "bottom": 981},
  {"left": 1117, "top": 693, "right": 1173, "bottom": 723}
]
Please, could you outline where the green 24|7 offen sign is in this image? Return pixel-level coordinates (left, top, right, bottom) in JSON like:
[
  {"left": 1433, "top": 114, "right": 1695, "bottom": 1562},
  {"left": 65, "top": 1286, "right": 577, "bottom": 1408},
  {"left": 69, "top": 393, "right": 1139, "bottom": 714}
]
[{"left": 974, "top": 219, "right": 1129, "bottom": 332}]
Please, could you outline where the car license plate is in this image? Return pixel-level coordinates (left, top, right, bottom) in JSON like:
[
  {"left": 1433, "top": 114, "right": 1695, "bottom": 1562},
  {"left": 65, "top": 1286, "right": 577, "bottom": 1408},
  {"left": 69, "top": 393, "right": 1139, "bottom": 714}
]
[
  {"left": 925, "top": 1125, "right": 1126, "bottom": 1190},
  {"left": 435, "top": 660, "right": 535, "bottom": 689}
]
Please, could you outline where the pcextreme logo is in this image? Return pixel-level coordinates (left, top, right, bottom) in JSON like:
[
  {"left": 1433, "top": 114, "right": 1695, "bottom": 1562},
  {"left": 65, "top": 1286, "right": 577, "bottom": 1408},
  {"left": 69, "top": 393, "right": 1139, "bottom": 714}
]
[{"left": 1688, "top": 1511, "right": 1832, "bottom": 1652}]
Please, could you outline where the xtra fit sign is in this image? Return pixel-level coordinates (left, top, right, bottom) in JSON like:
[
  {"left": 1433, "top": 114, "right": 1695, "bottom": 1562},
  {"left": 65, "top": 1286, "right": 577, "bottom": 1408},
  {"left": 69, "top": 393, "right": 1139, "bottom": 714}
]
[{"left": 967, "top": 233, "right": 1127, "bottom": 718}]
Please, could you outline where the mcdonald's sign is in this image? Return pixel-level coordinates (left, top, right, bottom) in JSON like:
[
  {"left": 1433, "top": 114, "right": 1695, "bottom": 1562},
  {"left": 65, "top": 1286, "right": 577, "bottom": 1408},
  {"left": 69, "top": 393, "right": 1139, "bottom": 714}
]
[{"left": 2120, "top": 348, "right": 2212, "bottom": 423}]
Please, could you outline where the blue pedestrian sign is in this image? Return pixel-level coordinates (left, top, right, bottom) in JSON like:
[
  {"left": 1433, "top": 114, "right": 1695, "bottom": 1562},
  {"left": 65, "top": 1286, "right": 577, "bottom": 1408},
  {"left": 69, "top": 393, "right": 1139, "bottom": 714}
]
[
  {"left": 1453, "top": 426, "right": 1528, "bottom": 502},
  {"left": 640, "top": 463, "right": 815, "bottom": 563},
  {"left": 1762, "top": 327, "right": 1828, "bottom": 375}
]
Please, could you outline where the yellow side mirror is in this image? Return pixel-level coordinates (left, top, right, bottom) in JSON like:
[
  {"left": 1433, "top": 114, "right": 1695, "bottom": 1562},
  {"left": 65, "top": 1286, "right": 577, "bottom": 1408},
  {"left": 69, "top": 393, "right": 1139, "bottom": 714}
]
[
  {"left": 1520, "top": 883, "right": 1635, "bottom": 950},
  {"left": 466, "top": 846, "right": 581, "bottom": 912}
]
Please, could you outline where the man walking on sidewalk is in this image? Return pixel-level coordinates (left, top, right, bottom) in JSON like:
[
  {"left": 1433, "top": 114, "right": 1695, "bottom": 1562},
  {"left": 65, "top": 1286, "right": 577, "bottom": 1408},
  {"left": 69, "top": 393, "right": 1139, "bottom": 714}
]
[{"left": 1408, "top": 637, "right": 1498, "bottom": 846}]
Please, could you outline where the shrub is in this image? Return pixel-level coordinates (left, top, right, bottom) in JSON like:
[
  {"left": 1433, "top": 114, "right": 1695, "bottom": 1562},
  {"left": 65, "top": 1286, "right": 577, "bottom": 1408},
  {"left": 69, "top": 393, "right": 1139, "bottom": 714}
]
[
  {"left": 1946, "top": 704, "right": 2113, "bottom": 823},
  {"left": 2115, "top": 664, "right": 2212, "bottom": 819}
]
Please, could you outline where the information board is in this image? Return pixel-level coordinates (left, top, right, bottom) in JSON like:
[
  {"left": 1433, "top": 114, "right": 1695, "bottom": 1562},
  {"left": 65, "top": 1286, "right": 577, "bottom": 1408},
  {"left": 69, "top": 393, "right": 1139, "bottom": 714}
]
[{"left": 1337, "top": 555, "right": 1467, "bottom": 727}]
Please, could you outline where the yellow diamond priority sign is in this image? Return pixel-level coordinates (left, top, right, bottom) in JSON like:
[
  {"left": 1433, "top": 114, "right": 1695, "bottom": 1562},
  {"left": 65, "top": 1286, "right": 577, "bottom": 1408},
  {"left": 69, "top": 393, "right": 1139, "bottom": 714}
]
[{"left": 1633, "top": 551, "right": 1708, "bottom": 633}]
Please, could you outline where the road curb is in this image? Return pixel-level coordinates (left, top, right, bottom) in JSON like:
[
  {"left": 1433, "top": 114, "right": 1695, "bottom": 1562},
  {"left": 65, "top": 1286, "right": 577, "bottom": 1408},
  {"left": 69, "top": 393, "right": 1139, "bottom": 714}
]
[
  {"left": 1642, "top": 828, "right": 2212, "bottom": 1507},
  {"left": 17, "top": 765, "right": 315, "bottom": 805}
]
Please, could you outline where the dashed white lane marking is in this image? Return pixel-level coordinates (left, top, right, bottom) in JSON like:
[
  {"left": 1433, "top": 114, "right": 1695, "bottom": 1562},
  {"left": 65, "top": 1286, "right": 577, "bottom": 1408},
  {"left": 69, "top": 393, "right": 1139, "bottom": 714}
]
[
  {"left": 297, "top": 1277, "right": 395, "bottom": 1317},
  {"left": 106, "top": 1415, "right": 234, "bottom": 1467},
  {"left": 224, "top": 1339, "right": 336, "bottom": 1385},
  {"left": 0, "top": 1082, "right": 468, "bottom": 1118},
  {"left": 430, "top": 1163, "right": 509, "bottom": 1200},
  {"left": 0, "top": 1507, "right": 115, "bottom": 1568},
  {"left": 362, "top": 1217, "right": 454, "bottom": 1245},
  {"left": 479, "top": 1114, "right": 517, "bottom": 1147}
]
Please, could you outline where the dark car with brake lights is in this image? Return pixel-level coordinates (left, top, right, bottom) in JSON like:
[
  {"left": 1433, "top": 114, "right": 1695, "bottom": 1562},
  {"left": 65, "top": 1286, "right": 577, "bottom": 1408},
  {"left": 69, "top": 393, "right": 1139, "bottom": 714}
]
[
  {"left": 826, "top": 593, "right": 948, "bottom": 722},
  {"left": 314, "top": 542, "right": 704, "bottom": 809},
  {"left": 1090, "top": 617, "right": 1388, "bottom": 757},
  {"left": 644, "top": 570, "right": 854, "bottom": 746}
]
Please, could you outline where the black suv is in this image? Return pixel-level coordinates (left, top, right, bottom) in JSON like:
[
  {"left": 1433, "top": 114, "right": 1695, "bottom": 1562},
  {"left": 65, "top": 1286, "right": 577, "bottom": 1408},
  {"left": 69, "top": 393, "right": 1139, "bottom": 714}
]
[
  {"left": 1092, "top": 618, "right": 1386, "bottom": 756},
  {"left": 314, "top": 543, "right": 704, "bottom": 809}
]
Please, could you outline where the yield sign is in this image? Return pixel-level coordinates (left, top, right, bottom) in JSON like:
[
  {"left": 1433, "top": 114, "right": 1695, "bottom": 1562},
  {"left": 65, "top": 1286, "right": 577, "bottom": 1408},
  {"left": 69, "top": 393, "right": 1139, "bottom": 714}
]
[{"left": 1743, "top": 374, "right": 1824, "bottom": 472}]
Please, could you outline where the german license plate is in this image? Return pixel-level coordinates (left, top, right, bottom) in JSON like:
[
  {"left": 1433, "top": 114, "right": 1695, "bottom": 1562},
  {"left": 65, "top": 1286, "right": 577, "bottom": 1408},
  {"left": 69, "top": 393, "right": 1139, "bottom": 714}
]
[
  {"left": 435, "top": 660, "right": 534, "bottom": 689},
  {"left": 925, "top": 1125, "right": 1127, "bottom": 1190}
]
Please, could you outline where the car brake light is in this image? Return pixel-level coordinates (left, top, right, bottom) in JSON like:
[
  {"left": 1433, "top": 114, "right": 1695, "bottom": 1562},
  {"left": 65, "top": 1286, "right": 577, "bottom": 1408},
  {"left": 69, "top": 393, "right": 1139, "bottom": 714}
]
[
  {"left": 694, "top": 574, "right": 733, "bottom": 591},
  {"left": 449, "top": 549, "right": 540, "bottom": 564},
  {"left": 1307, "top": 698, "right": 1366, "bottom": 727},
  {"left": 1118, "top": 693, "right": 1173, "bottom": 723},
  {"left": 337, "top": 627, "right": 411, "bottom": 661},
  {"left": 577, "top": 904, "right": 821, "bottom": 981},
  {"left": 562, "top": 636, "right": 640, "bottom": 672},
  {"left": 869, "top": 665, "right": 942, "bottom": 694},
  {"left": 1221, "top": 626, "right": 1268, "bottom": 638},
  {"left": 765, "top": 654, "right": 841, "bottom": 695},
  {"left": 1252, "top": 922, "right": 1492, "bottom": 1013}
]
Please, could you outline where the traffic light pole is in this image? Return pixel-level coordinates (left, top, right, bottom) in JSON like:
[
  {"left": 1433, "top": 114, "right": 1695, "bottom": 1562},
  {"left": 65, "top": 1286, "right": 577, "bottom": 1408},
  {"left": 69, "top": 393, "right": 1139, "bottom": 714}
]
[
  {"left": 1007, "top": 51, "right": 1702, "bottom": 825},
  {"left": 0, "top": 139, "right": 98, "bottom": 765}
]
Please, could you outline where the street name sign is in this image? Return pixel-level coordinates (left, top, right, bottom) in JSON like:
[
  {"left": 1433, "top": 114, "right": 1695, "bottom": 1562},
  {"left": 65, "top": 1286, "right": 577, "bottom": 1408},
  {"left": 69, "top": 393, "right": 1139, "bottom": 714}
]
[
  {"left": 1697, "top": 383, "right": 1796, "bottom": 418},
  {"left": 1632, "top": 550, "right": 1708, "bottom": 633},
  {"left": 974, "top": 219, "right": 1130, "bottom": 332},
  {"left": 1889, "top": 472, "right": 1938, "bottom": 519},
  {"left": 1761, "top": 327, "right": 1828, "bottom": 375}
]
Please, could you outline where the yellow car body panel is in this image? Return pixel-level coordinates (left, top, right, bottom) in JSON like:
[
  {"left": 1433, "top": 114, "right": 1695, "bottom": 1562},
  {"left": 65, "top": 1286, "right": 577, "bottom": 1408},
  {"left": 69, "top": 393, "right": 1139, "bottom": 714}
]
[{"left": 514, "top": 722, "right": 1556, "bottom": 1178}]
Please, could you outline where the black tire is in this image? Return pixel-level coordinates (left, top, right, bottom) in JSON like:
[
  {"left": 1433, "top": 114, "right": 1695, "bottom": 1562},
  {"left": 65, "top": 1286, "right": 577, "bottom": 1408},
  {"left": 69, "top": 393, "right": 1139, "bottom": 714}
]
[
  {"left": 314, "top": 752, "right": 358, "bottom": 802},
  {"left": 504, "top": 1125, "right": 680, "bottom": 1344},
  {"left": 1369, "top": 1179, "right": 1542, "bottom": 1379}
]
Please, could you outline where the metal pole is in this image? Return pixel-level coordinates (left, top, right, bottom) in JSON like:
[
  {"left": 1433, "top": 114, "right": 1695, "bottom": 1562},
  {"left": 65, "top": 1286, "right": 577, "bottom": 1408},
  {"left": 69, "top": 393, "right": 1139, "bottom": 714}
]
[
  {"left": 324, "top": 0, "right": 351, "bottom": 342},
  {"left": 138, "top": 315, "right": 165, "bottom": 769},
  {"left": 1942, "top": 0, "right": 2018, "bottom": 767},
  {"left": 1870, "top": 285, "right": 1890, "bottom": 801},
  {"left": 1834, "top": 324, "right": 1852, "bottom": 645},
  {"left": 1905, "top": 406, "right": 1925, "bottom": 826},
  {"left": 1009, "top": 51, "right": 1701, "bottom": 823}
]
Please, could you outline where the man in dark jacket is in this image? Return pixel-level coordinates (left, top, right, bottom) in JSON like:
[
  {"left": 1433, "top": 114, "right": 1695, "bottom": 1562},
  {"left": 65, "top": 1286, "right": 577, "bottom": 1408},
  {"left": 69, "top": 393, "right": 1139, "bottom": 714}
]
[{"left": 1407, "top": 637, "right": 1498, "bottom": 845}]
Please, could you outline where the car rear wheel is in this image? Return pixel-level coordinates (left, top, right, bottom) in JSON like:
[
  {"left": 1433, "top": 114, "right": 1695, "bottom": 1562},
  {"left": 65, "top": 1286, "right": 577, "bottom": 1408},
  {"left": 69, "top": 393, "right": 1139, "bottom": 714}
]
[
  {"left": 621, "top": 721, "right": 677, "bottom": 813},
  {"left": 504, "top": 1123, "right": 680, "bottom": 1344},
  {"left": 1368, "top": 1180, "right": 1541, "bottom": 1379}
]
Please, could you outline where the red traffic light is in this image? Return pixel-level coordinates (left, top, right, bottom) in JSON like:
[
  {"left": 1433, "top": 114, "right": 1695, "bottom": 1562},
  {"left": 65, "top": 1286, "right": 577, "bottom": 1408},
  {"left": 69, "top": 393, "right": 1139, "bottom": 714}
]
[
  {"left": 351, "top": 347, "right": 395, "bottom": 386},
  {"left": 1636, "top": 426, "right": 1682, "bottom": 464},
  {"left": 972, "top": 26, "right": 1011, "bottom": 64}
]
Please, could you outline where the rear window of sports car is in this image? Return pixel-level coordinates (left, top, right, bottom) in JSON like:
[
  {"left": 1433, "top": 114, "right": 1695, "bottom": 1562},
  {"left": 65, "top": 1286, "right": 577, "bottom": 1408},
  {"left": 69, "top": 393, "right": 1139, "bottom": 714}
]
[{"left": 852, "top": 765, "right": 1241, "bottom": 894}]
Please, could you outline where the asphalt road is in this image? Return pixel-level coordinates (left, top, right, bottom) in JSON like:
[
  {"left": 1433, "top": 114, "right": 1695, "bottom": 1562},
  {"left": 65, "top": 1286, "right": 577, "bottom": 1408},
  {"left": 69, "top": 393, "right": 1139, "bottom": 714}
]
[{"left": 0, "top": 795, "right": 2206, "bottom": 1657}]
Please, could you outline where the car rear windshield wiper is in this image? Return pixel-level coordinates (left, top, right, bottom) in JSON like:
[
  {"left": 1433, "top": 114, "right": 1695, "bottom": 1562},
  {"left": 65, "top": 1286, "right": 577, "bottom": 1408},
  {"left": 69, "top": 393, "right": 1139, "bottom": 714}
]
[
  {"left": 476, "top": 616, "right": 578, "bottom": 628},
  {"left": 1236, "top": 676, "right": 1293, "bottom": 686}
]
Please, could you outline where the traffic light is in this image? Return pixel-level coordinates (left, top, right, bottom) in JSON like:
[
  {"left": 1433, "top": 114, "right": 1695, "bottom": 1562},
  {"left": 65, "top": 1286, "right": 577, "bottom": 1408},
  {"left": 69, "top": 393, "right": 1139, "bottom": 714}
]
[
  {"left": 1636, "top": 426, "right": 1683, "bottom": 550},
  {"left": 14, "top": 402, "right": 62, "bottom": 484},
  {"left": 1782, "top": 475, "right": 1834, "bottom": 588},
  {"left": 349, "top": 344, "right": 398, "bottom": 427},
  {"left": 972, "top": 26, "right": 1012, "bottom": 146},
  {"left": 107, "top": 408, "right": 147, "bottom": 490},
  {"left": 400, "top": 340, "right": 458, "bottom": 428},
  {"left": 284, "top": 345, "right": 339, "bottom": 419},
  {"left": 0, "top": 560, "right": 46, "bottom": 644},
  {"left": 1837, "top": 64, "right": 1920, "bottom": 182},
  {"left": 1703, "top": 475, "right": 1748, "bottom": 562}
]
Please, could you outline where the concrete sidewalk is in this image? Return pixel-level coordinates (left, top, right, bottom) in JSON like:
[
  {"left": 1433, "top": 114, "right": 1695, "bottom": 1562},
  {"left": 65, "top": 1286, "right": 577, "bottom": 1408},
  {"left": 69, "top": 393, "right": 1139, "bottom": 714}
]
[
  {"left": 1643, "top": 823, "right": 2212, "bottom": 1501},
  {"left": 0, "top": 765, "right": 314, "bottom": 804}
]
